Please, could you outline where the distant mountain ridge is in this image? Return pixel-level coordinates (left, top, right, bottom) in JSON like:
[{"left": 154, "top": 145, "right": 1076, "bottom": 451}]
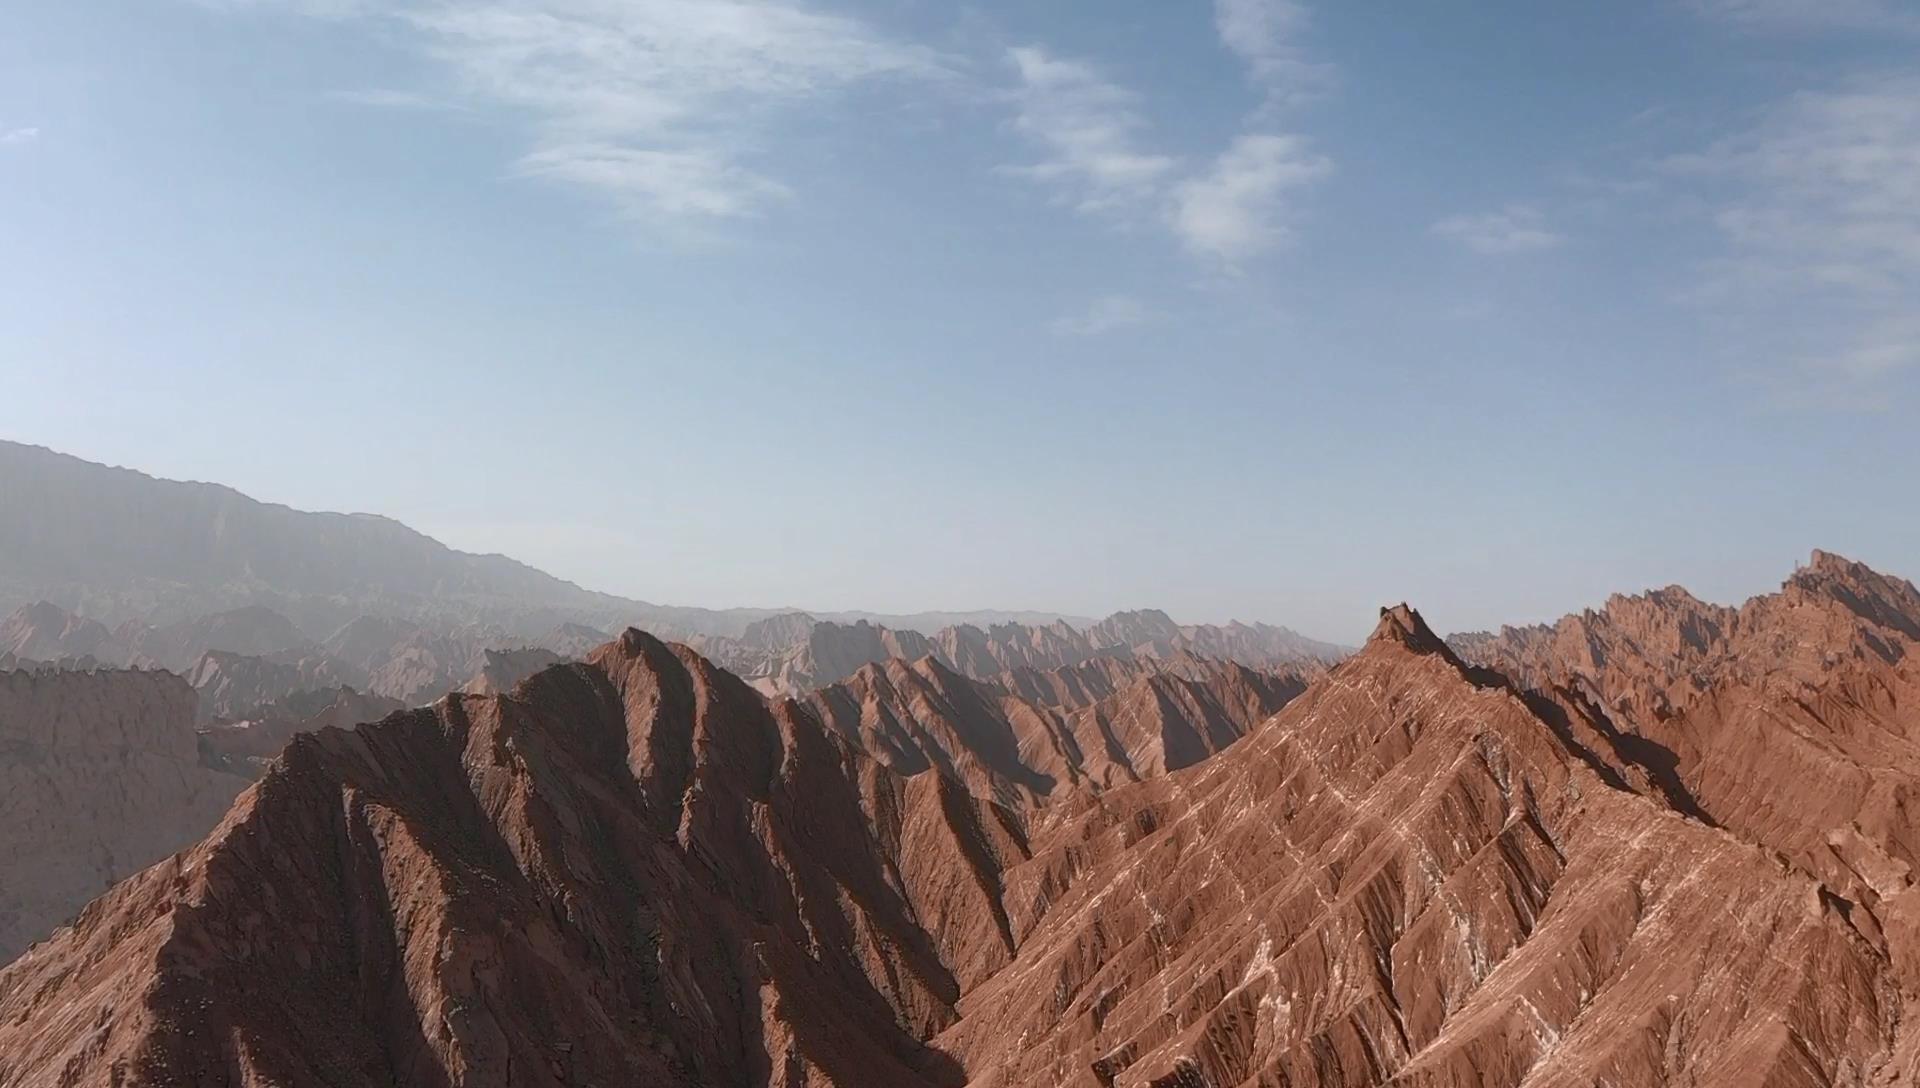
[
  {"left": 0, "top": 441, "right": 1315, "bottom": 644},
  {"left": 696, "top": 609, "right": 1347, "bottom": 694},
  {"left": 0, "top": 441, "right": 782, "bottom": 638},
  {"left": 7, "top": 554, "right": 1917, "bottom": 1086}
]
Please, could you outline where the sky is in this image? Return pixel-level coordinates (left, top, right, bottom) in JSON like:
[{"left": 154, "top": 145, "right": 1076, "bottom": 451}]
[{"left": 1, "top": 0, "right": 1916, "bottom": 642}]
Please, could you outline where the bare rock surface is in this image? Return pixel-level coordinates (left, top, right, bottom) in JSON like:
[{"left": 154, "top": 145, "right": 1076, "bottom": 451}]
[
  {"left": 704, "top": 611, "right": 1346, "bottom": 697},
  {"left": 803, "top": 653, "right": 1310, "bottom": 806},
  {"left": 0, "top": 667, "right": 248, "bottom": 963},
  {"left": 8, "top": 555, "right": 1919, "bottom": 1086}
]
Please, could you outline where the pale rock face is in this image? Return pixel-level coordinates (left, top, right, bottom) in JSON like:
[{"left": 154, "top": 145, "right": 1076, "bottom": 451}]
[{"left": 0, "top": 667, "right": 249, "bottom": 962}]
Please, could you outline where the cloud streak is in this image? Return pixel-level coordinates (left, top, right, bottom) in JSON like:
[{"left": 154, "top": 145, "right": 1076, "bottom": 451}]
[
  {"left": 1431, "top": 205, "right": 1565, "bottom": 254},
  {"left": 1002, "top": 46, "right": 1175, "bottom": 214},
  {"left": 1689, "top": 0, "right": 1920, "bottom": 34},
  {"left": 1172, "top": 133, "right": 1330, "bottom": 260},
  {"left": 1, "top": 127, "right": 40, "bottom": 145},
  {"left": 1212, "top": 0, "right": 1333, "bottom": 103},
  {"left": 1668, "top": 73, "right": 1920, "bottom": 398},
  {"left": 215, "top": 0, "right": 946, "bottom": 225},
  {"left": 1050, "top": 294, "right": 1151, "bottom": 336},
  {"left": 1003, "top": 27, "right": 1330, "bottom": 265}
]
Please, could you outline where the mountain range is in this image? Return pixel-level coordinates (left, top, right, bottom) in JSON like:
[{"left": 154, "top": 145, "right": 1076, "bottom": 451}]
[
  {"left": 2, "top": 549, "right": 1916, "bottom": 1086},
  {"left": 0, "top": 441, "right": 1100, "bottom": 640}
]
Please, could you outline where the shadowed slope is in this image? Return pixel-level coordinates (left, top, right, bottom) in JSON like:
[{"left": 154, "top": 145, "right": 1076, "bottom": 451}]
[{"left": 0, "top": 632, "right": 1030, "bottom": 1088}]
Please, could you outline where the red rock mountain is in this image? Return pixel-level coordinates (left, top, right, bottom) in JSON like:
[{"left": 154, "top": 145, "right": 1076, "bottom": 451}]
[
  {"left": 197, "top": 687, "right": 407, "bottom": 776},
  {"left": 700, "top": 611, "right": 1346, "bottom": 697},
  {"left": 803, "top": 653, "right": 1310, "bottom": 806},
  {"left": 7, "top": 555, "right": 1919, "bottom": 1086},
  {"left": 1452, "top": 549, "right": 1920, "bottom": 1009}
]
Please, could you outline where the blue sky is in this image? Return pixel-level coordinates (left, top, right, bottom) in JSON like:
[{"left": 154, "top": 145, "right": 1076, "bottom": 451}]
[{"left": 2, "top": 0, "right": 1916, "bottom": 640}]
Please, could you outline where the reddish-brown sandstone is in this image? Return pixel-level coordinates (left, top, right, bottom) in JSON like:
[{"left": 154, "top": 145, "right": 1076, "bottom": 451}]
[{"left": 6, "top": 554, "right": 1920, "bottom": 1087}]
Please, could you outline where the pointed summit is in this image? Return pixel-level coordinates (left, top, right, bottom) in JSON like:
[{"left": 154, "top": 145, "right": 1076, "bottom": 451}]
[{"left": 1369, "top": 603, "right": 1449, "bottom": 655}]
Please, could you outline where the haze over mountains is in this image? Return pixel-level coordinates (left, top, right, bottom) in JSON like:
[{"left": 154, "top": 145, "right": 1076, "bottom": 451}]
[
  {"left": 0, "top": 442, "right": 1344, "bottom": 707},
  {"left": 0, "top": 441, "right": 1101, "bottom": 640},
  {"left": 5, "top": 441, "right": 1920, "bottom": 1086},
  {"left": 2, "top": 550, "right": 1917, "bottom": 1086}
]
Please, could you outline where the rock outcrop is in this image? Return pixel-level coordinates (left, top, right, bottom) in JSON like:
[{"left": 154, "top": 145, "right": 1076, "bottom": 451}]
[
  {"left": 197, "top": 687, "right": 406, "bottom": 776},
  {"left": 9, "top": 557, "right": 1920, "bottom": 1086},
  {"left": 803, "top": 653, "right": 1310, "bottom": 806},
  {"left": 0, "top": 633, "right": 1023, "bottom": 1087},
  {"left": 0, "top": 666, "right": 250, "bottom": 962},
  {"left": 702, "top": 611, "right": 1346, "bottom": 697}
]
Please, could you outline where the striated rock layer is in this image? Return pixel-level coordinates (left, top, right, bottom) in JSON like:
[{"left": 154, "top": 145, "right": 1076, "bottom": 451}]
[
  {"left": 0, "top": 632, "right": 1023, "bottom": 1087},
  {"left": 699, "top": 610, "right": 1346, "bottom": 697},
  {"left": 7, "top": 554, "right": 1920, "bottom": 1087},
  {"left": 803, "top": 653, "right": 1311, "bottom": 807}
]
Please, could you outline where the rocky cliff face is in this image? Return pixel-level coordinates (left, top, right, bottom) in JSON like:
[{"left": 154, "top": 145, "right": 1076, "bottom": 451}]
[
  {"left": 1452, "top": 549, "right": 1920, "bottom": 1018},
  {"left": 197, "top": 686, "right": 406, "bottom": 776},
  {"left": 703, "top": 611, "right": 1347, "bottom": 697},
  {"left": 0, "top": 666, "right": 250, "bottom": 962},
  {"left": 935, "top": 604, "right": 1918, "bottom": 1085},
  {"left": 0, "top": 633, "right": 1024, "bottom": 1087},
  {"left": 8, "top": 559, "right": 1920, "bottom": 1087},
  {"left": 803, "top": 653, "right": 1310, "bottom": 806},
  {"left": 186, "top": 649, "right": 356, "bottom": 720}
]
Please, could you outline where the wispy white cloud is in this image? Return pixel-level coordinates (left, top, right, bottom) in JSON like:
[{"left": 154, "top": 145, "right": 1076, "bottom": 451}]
[
  {"left": 1, "top": 126, "right": 40, "bottom": 145},
  {"left": 206, "top": 0, "right": 946, "bottom": 226},
  {"left": 325, "top": 88, "right": 470, "bottom": 112},
  {"left": 516, "top": 143, "right": 791, "bottom": 219},
  {"left": 1171, "top": 133, "right": 1329, "bottom": 262},
  {"left": 192, "top": 0, "right": 372, "bottom": 18},
  {"left": 1431, "top": 205, "right": 1565, "bottom": 255},
  {"left": 1212, "top": 0, "right": 1333, "bottom": 103},
  {"left": 1050, "top": 294, "right": 1151, "bottom": 337},
  {"left": 1688, "top": 0, "right": 1920, "bottom": 34},
  {"left": 1002, "top": 39, "right": 1328, "bottom": 265},
  {"left": 1669, "top": 73, "right": 1920, "bottom": 399},
  {"left": 1001, "top": 46, "right": 1175, "bottom": 214}
]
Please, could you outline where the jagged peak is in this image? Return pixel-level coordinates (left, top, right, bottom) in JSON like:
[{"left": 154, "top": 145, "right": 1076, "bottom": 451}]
[
  {"left": 603, "top": 626, "right": 676, "bottom": 663},
  {"left": 1369, "top": 603, "right": 1450, "bottom": 655}
]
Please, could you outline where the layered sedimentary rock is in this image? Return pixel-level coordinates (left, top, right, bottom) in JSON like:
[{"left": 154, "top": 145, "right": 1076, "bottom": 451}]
[
  {"left": 937, "top": 604, "right": 1918, "bottom": 1085},
  {"left": 0, "top": 666, "right": 249, "bottom": 962},
  {"left": 0, "top": 632, "right": 1024, "bottom": 1087},
  {"left": 803, "top": 653, "right": 1309, "bottom": 806},
  {"left": 9, "top": 565, "right": 1920, "bottom": 1086},
  {"left": 703, "top": 611, "right": 1346, "bottom": 697},
  {"left": 186, "top": 649, "right": 356, "bottom": 720},
  {"left": 1453, "top": 549, "right": 1920, "bottom": 1008},
  {"left": 197, "top": 686, "right": 406, "bottom": 775},
  {"left": 695, "top": 619, "right": 941, "bottom": 696}
]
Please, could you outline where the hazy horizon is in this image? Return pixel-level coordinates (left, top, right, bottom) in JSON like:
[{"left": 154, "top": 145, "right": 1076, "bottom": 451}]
[
  {"left": 5, "top": 437, "right": 1906, "bottom": 647},
  {"left": 5, "top": 0, "right": 1916, "bottom": 642}
]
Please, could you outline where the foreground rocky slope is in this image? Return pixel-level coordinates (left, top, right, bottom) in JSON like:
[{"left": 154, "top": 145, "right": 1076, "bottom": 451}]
[
  {"left": 6, "top": 555, "right": 1919, "bottom": 1087},
  {"left": 0, "top": 632, "right": 1022, "bottom": 1087},
  {"left": 0, "top": 667, "right": 250, "bottom": 963}
]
